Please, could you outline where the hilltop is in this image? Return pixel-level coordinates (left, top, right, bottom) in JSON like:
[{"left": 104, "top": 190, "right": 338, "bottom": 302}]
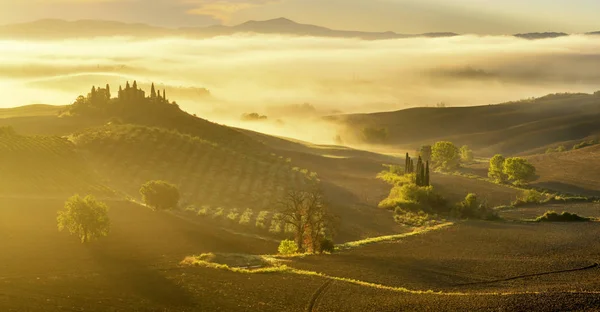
[{"left": 328, "top": 92, "right": 600, "bottom": 156}]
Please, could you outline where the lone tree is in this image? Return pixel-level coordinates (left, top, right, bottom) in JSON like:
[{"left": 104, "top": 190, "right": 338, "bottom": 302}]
[
  {"left": 278, "top": 184, "right": 333, "bottom": 254},
  {"left": 140, "top": 180, "right": 180, "bottom": 211},
  {"left": 488, "top": 154, "right": 507, "bottom": 183},
  {"left": 57, "top": 195, "right": 110, "bottom": 243},
  {"left": 460, "top": 145, "right": 474, "bottom": 163},
  {"left": 431, "top": 141, "right": 460, "bottom": 171},
  {"left": 503, "top": 157, "right": 536, "bottom": 185}
]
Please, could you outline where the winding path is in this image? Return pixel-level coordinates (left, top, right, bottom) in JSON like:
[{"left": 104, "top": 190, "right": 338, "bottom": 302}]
[
  {"left": 455, "top": 262, "right": 599, "bottom": 286},
  {"left": 307, "top": 280, "right": 334, "bottom": 312}
]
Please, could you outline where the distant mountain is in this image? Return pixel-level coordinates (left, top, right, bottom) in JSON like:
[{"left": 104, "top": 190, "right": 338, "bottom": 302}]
[
  {"left": 587, "top": 31, "right": 600, "bottom": 35},
  {"left": 513, "top": 32, "right": 569, "bottom": 40},
  {"left": 0, "top": 18, "right": 458, "bottom": 40}
]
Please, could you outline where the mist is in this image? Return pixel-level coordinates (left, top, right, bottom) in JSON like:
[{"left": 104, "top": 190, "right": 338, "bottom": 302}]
[{"left": 1, "top": 34, "right": 600, "bottom": 143}]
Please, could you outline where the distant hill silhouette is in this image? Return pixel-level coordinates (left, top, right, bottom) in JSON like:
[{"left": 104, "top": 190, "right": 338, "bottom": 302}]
[
  {"left": 0, "top": 18, "right": 457, "bottom": 40},
  {"left": 328, "top": 92, "right": 600, "bottom": 156},
  {"left": 514, "top": 32, "right": 569, "bottom": 40}
]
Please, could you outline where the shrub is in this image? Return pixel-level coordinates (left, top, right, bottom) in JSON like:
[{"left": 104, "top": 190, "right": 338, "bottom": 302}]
[
  {"left": 513, "top": 189, "right": 545, "bottom": 206},
  {"left": 393, "top": 207, "right": 436, "bottom": 227},
  {"left": 556, "top": 145, "right": 567, "bottom": 152},
  {"left": 379, "top": 183, "right": 447, "bottom": 214},
  {"left": 213, "top": 207, "right": 224, "bottom": 219},
  {"left": 239, "top": 208, "right": 253, "bottom": 226},
  {"left": 226, "top": 208, "right": 240, "bottom": 222},
  {"left": 139, "top": 180, "right": 180, "bottom": 211},
  {"left": 453, "top": 193, "right": 499, "bottom": 220},
  {"left": 535, "top": 211, "right": 590, "bottom": 222},
  {"left": 278, "top": 239, "right": 298, "bottom": 255},
  {"left": 197, "top": 205, "right": 211, "bottom": 217},
  {"left": 255, "top": 211, "right": 269, "bottom": 229},
  {"left": 57, "top": 195, "right": 110, "bottom": 243},
  {"left": 184, "top": 205, "right": 197, "bottom": 214},
  {"left": 318, "top": 238, "right": 335, "bottom": 253}
]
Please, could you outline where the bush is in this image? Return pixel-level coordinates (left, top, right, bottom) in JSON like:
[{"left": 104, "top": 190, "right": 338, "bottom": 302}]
[
  {"left": 379, "top": 183, "right": 447, "bottom": 214},
  {"left": 393, "top": 207, "right": 436, "bottom": 227},
  {"left": 197, "top": 205, "right": 211, "bottom": 217},
  {"left": 255, "top": 211, "right": 269, "bottom": 229},
  {"left": 139, "top": 180, "right": 180, "bottom": 211},
  {"left": 453, "top": 193, "right": 499, "bottom": 220},
  {"left": 213, "top": 207, "right": 224, "bottom": 219},
  {"left": 513, "top": 189, "right": 545, "bottom": 206},
  {"left": 535, "top": 211, "right": 590, "bottom": 222},
  {"left": 226, "top": 208, "right": 240, "bottom": 222},
  {"left": 239, "top": 208, "right": 253, "bottom": 226},
  {"left": 318, "top": 237, "right": 335, "bottom": 253},
  {"left": 57, "top": 195, "right": 110, "bottom": 243},
  {"left": 278, "top": 239, "right": 299, "bottom": 255}
]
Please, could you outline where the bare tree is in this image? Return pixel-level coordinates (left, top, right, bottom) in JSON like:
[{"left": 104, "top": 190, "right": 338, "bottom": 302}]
[{"left": 278, "top": 184, "right": 333, "bottom": 253}]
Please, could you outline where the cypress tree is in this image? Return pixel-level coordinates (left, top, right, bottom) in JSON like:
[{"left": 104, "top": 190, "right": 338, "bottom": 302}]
[
  {"left": 163, "top": 89, "right": 166, "bottom": 102},
  {"left": 405, "top": 153, "right": 410, "bottom": 174},
  {"left": 151, "top": 83, "right": 157, "bottom": 98},
  {"left": 133, "top": 80, "right": 138, "bottom": 90},
  {"left": 106, "top": 84, "right": 111, "bottom": 99},
  {"left": 425, "top": 161, "right": 430, "bottom": 186},
  {"left": 157, "top": 90, "right": 162, "bottom": 100},
  {"left": 420, "top": 162, "right": 425, "bottom": 186},
  {"left": 118, "top": 85, "right": 123, "bottom": 99},
  {"left": 126, "top": 81, "right": 130, "bottom": 89}
]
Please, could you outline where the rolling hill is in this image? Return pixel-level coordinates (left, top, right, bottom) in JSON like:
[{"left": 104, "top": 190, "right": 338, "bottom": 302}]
[{"left": 328, "top": 92, "right": 600, "bottom": 156}]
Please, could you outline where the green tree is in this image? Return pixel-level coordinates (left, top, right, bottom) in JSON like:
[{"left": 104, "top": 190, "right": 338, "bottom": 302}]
[
  {"left": 140, "top": 180, "right": 180, "bottom": 211},
  {"left": 431, "top": 141, "right": 460, "bottom": 171},
  {"left": 556, "top": 145, "right": 567, "bottom": 152},
  {"left": 488, "top": 154, "right": 507, "bottom": 183},
  {"left": 460, "top": 145, "right": 474, "bottom": 162},
  {"left": 503, "top": 157, "right": 536, "bottom": 185},
  {"left": 57, "top": 195, "right": 110, "bottom": 243}
]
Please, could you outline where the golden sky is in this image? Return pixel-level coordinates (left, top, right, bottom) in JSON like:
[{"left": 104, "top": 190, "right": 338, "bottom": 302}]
[{"left": 1, "top": 0, "right": 599, "bottom": 34}]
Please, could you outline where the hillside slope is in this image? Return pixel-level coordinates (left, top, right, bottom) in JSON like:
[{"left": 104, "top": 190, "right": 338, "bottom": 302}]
[
  {"left": 72, "top": 124, "right": 313, "bottom": 210},
  {"left": 527, "top": 145, "right": 600, "bottom": 196},
  {"left": 0, "top": 127, "right": 113, "bottom": 197},
  {"left": 329, "top": 92, "right": 600, "bottom": 156}
]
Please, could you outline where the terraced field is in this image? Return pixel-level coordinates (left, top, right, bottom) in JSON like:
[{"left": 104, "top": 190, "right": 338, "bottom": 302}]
[
  {"left": 72, "top": 124, "right": 314, "bottom": 211},
  {"left": 0, "top": 129, "right": 113, "bottom": 197}
]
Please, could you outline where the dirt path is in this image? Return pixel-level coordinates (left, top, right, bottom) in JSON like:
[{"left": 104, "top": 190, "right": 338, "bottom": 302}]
[
  {"left": 307, "top": 279, "right": 334, "bottom": 312},
  {"left": 455, "top": 262, "right": 599, "bottom": 286}
]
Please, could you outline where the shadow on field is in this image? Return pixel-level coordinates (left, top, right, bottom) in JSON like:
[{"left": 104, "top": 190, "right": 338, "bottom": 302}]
[
  {"left": 86, "top": 244, "right": 194, "bottom": 307},
  {"left": 531, "top": 181, "right": 600, "bottom": 197}
]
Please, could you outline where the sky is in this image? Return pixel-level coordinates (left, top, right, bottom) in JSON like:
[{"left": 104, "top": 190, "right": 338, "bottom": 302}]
[{"left": 1, "top": 0, "right": 600, "bottom": 34}]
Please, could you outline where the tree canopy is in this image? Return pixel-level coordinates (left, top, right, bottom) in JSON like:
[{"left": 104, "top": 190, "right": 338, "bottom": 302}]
[
  {"left": 503, "top": 157, "right": 536, "bottom": 185},
  {"left": 57, "top": 195, "right": 110, "bottom": 243},
  {"left": 488, "top": 154, "right": 507, "bottom": 183},
  {"left": 431, "top": 141, "right": 460, "bottom": 171},
  {"left": 140, "top": 180, "right": 180, "bottom": 211}
]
